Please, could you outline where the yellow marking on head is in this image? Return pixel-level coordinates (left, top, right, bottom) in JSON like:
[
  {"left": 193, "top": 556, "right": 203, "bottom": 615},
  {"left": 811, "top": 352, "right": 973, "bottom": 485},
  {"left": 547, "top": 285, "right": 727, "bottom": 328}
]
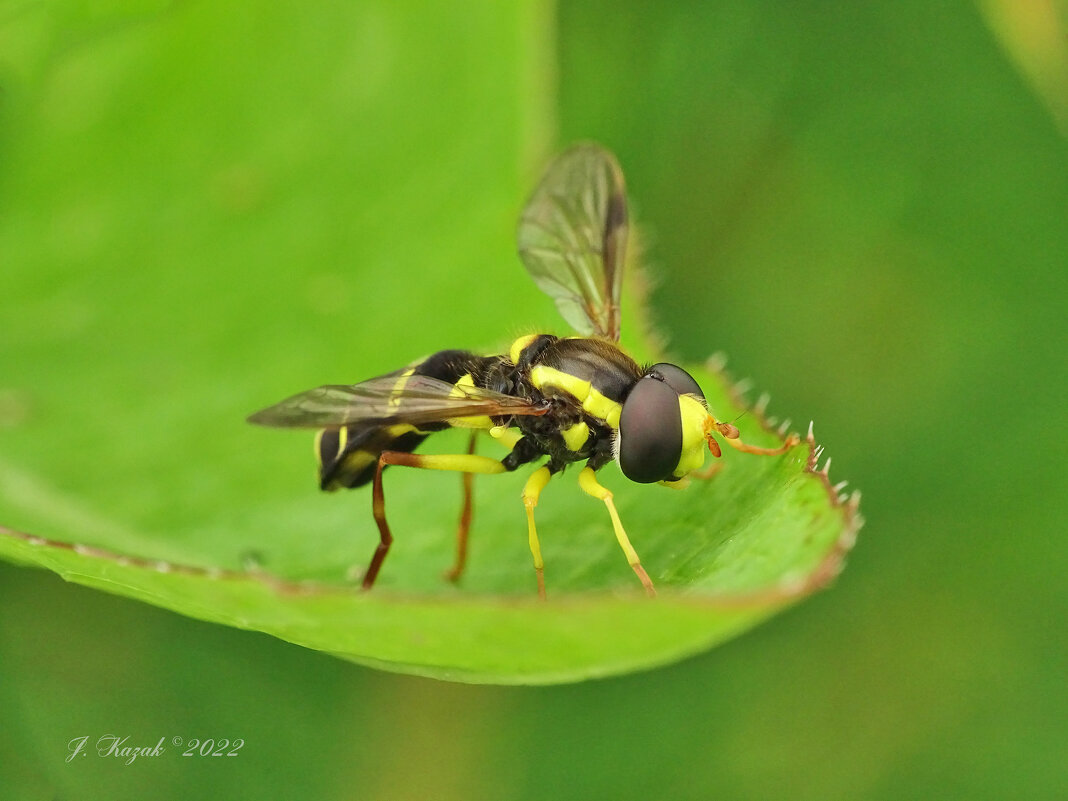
[
  {"left": 561, "top": 420, "right": 590, "bottom": 452},
  {"left": 530, "top": 365, "right": 622, "bottom": 428},
  {"left": 673, "top": 394, "right": 712, "bottom": 478},
  {"left": 509, "top": 334, "right": 540, "bottom": 364}
]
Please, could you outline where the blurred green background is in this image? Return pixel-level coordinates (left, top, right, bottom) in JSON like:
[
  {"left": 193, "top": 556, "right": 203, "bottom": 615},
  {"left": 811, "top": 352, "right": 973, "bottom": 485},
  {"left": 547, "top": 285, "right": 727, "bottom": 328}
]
[{"left": 2, "top": 1, "right": 1066, "bottom": 798}]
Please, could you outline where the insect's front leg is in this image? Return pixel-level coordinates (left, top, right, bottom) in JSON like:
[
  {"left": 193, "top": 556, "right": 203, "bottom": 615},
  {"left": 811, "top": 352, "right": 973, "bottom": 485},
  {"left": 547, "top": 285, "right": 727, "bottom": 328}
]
[
  {"left": 691, "top": 424, "right": 800, "bottom": 480},
  {"left": 713, "top": 421, "right": 801, "bottom": 456},
  {"left": 503, "top": 436, "right": 555, "bottom": 599},
  {"left": 578, "top": 466, "right": 657, "bottom": 597}
]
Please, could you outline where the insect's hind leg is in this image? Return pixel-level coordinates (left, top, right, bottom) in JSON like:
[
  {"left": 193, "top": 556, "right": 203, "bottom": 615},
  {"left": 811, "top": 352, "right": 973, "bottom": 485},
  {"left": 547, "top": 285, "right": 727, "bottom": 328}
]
[
  {"left": 443, "top": 431, "right": 479, "bottom": 584},
  {"left": 364, "top": 448, "right": 507, "bottom": 590}
]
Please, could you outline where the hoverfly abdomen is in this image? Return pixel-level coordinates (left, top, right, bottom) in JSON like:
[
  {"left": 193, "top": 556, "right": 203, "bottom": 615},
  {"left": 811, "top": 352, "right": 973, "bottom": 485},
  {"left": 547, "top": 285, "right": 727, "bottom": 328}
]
[
  {"left": 316, "top": 348, "right": 495, "bottom": 491},
  {"left": 318, "top": 424, "right": 427, "bottom": 490}
]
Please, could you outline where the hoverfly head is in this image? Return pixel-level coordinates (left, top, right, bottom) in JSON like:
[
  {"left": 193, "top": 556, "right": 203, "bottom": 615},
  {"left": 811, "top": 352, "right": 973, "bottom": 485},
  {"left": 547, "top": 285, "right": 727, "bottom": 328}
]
[{"left": 617, "top": 363, "right": 713, "bottom": 484}]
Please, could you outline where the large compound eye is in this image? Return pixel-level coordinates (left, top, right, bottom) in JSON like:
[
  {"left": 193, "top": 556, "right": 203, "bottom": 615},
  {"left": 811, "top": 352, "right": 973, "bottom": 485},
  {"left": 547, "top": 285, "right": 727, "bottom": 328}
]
[
  {"left": 648, "top": 363, "right": 704, "bottom": 401},
  {"left": 618, "top": 376, "right": 683, "bottom": 483}
]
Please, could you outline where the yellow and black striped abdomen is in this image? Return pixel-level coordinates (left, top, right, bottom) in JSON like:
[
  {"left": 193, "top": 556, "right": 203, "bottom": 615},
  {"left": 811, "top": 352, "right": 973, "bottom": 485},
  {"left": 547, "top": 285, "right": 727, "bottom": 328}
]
[
  {"left": 315, "top": 348, "right": 502, "bottom": 491},
  {"left": 317, "top": 423, "right": 427, "bottom": 490}
]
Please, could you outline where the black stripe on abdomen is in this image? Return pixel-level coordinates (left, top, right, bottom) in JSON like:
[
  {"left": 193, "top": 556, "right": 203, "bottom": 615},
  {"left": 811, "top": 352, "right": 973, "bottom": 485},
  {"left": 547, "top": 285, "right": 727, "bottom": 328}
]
[
  {"left": 318, "top": 424, "right": 428, "bottom": 490},
  {"left": 316, "top": 348, "right": 494, "bottom": 491}
]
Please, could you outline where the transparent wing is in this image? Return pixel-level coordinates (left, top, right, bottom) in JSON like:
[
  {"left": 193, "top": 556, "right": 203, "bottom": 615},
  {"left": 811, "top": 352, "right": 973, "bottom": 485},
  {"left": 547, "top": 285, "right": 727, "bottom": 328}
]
[
  {"left": 517, "top": 143, "right": 628, "bottom": 341},
  {"left": 247, "top": 373, "right": 549, "bottom": 429}
]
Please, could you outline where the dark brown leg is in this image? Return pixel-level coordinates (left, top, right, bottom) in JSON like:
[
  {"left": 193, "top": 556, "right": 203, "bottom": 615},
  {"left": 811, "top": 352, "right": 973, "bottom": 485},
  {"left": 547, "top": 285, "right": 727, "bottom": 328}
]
[
  {"left": 444, "top": 432, "right": 478, "bottom": 583},
  {"left": 361, "top": 448, "right": 507, "bottom": 590},
  {"left": 364, "top": 452, "right": 394, "bottom": 589}
]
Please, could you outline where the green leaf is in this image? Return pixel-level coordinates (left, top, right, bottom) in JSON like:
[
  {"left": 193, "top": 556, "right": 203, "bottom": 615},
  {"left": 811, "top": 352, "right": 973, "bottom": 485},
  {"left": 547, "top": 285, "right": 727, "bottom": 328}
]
[{"left": 0, "top": 2, "right": 859, "bottom": 684}]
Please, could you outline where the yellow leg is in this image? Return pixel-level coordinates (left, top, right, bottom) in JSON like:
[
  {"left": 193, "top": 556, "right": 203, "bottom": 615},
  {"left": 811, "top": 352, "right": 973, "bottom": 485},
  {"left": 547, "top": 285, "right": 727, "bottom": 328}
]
[
  {"left": 577, "top": 467, "right": 657, "bottom": 597},
  {"left": 386, "top": 452, "right": 507, "bottom": 474},
  {"left": 521, "top": 466, "right": 552, "bottom": 600},
  {"left": 489, "top": 424, "right": 524, "bottom": 450}
]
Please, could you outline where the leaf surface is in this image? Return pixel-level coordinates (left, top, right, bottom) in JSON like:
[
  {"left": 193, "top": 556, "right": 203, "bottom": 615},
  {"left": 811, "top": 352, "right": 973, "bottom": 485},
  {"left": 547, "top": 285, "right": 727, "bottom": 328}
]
[{"left": 0, "top": 1, "right": 859, "bottom": 683}]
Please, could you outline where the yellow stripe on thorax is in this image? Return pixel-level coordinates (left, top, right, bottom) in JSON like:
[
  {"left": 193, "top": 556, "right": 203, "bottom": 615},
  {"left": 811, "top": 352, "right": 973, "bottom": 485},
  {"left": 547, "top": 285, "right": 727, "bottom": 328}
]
[
  {"left": 509, "top": 334, "right": 540, "bottom": 364},
  {"left": 447, "top": 373, "right": 495, "bottom": 429},
  {"left": 561, "top": 420, "right": 590, "bottom": 451},
  {"left": 529, "top": 365, "right": 622, "bottom": 429}
]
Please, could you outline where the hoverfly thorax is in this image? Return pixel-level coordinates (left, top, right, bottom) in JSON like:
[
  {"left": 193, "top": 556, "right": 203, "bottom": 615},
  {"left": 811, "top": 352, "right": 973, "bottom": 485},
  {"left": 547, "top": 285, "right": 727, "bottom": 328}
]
[{"left": 616, "top": 362, "right": 717, "bottom": 484}]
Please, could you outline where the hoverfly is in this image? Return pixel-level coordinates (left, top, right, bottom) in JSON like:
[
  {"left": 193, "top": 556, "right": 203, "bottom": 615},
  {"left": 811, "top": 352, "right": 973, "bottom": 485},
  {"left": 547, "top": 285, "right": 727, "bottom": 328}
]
[{"left": 249, "top": 144, "right": 797, "bottom": 598}]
